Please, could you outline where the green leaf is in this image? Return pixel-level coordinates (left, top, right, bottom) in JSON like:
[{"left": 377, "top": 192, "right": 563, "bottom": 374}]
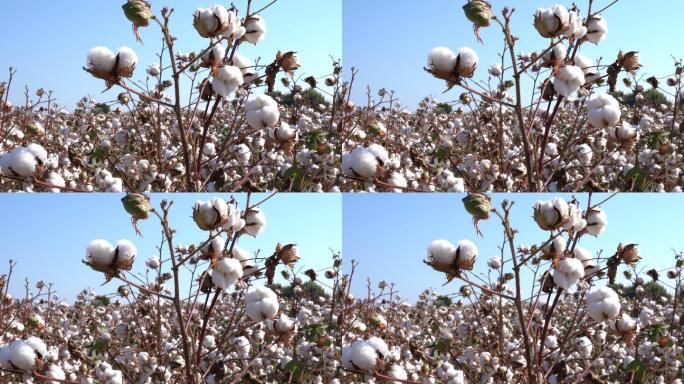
[
  {"left": 305, "top": 323, "right": 326, "bottom": 342},
  {"left": 648, "top": 324, "right": 666, "bottom": 342},
  {"left": 93, "top": 103, "right": 111, "bottom": 115},
  {"left": 93, "top": 295, "right": 110, "bottom": 307}
]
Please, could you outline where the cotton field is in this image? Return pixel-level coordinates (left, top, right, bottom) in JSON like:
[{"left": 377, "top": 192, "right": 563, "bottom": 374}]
[{"left": 340, "top": 1, "right": 684, "bottom": 193}]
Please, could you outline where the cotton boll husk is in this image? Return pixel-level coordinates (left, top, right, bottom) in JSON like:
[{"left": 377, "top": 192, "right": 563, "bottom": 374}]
[
  {"left": 116, "top": 47, "right": 138, "bottom": 77},
  {"left": 86, "top": 239, "right": 116, "bottom": 270},
  {"left": 428, "top": 47, "right": 458, "bottom": 74},
  {"left": 428, "top": 239, "right": 457, "bottom": 265},
  {"left": 87, "top": 46, "right": 117, "bottom": 75}
]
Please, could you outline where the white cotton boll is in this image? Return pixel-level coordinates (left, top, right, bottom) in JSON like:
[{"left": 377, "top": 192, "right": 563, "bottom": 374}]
[
  {"left": 245, "top": 286, "right": 279, "bottom": 321},
  {"left": 456, "top": 47, "right": 479, "bottom": 77},
  {"left": 576, "top": 337, "right": 593, "bottom": 358},
  {"left": 586, "top": 286, "right": 620, "bottom": 321},
  {"left": 147, "top": 64, "right": 161, "bottom": 77},
  {"left": 0, "top": 344, "right": 11, "bottom": 369},
  {"left": 367, "top": 143, "right": 389, "bottom": 165},
  {"left": 553, "top": 65, "right": 585, "bottom": 97},
  {"left": 545, "top": 335, "right": 558, "bottom": 349},
  {"left": 270, "top": 122, "right": 297, "bottom": 142},
  {"left": 116, "top": 47, "right": 138, "bottom": 77},
  {"left": 487, "top": 256, "right": 502, "bottom": 269},
  {"left": 456, "top": 240, "right": 478, "bottom": 268},
  {"left": 488, "top": 63, "right": 503, "bottom": 76},
  {"left": 428, "top": 239, "right": 457, "bottom": 265},
  {"left": 586, "top": 15, "right": 608, "bottom": 44},
  {"left": 46, "top": 172, "right": 66, "bottom": 192},
  {"left": 244, "top": 15, "right": 267, "bottom": 44},
  {"left": 146, "top": 256, "right": 160, "bottom": 269},
  {"left": 543, "top": 237, "right": 566, "bottom": 257},
  {"left": 585, "top": 207, "right": 607, "bottom": 236},
  {"left": 234, "top": 336, "right": 251, "bottom": 358},
  {"left": 542, "top": 44, "right": 567, "bottom": 65},
  {"left": 387, "top": 172, "right": 408, "bottom": 192},
  {"left": 344, "top": 147, "right": 378, "bottom": 178},
  {"left": 194, "top": 7, "right": 220, "bottom": 38},
  {"left": 9, "top": 147, "right": 38, "bottom": 177},
  {"left": 87, "top": 46, "right": 117, "bottom": 75},
  {"left": 114, "top": 239, "right": 137, "bottom": 268},
  {"left": 211, "top": 66, "right": 244, "bottom": 98},
  {"left": 27, "top": 143, "right": 47, "bottom": 164},
  {"left": 610, "top": 313, "right": 638, "bottom": 334},
  {"left": 573, "top": 53, "right": 595, "bottom": 76},
  {"left": 563, "top": 11, "right": 586, "bottom": 39},
  {"left": 212, "top": 258, "right": 243, "bottom": 289},
  {"left": 202, "top": 44, "right": 226, "bottom": 67},
  {"left": 573, "top": 246, "right": 596, "bottom": 273},
  {"left": 366, "top": 337, "right": 389, "bottom": 359},
  {"left": 587, "top": 93, "right": 620, "bottom": 128},
  {"left": 388, "top": 364, "right": 408, "bottom": 384},
  {"left": 246, "top": 94, "right": 280, "bottom": 129},
  {"left": 576, "top": 143, "right": 593, "bottom": 166},
  {"left": 24, "top": 337, "right": 47, "bottom": 358},
  {"left": 86, "top": 239, "right": 116, "bottom": 269},
  {"left": 608, "top": 121, "right": 638, "bottom": 141},
  {"left": 348, "top": 340, "right": 378, "bottom": 372},
  {"left": 244, "top": 208, "right": 266, "bottom": 236},
  {"left": 8, "top": 340, "right": 37, "bottom": 371},
  {"left": 46, "top": 364, "right": 66, "bottom": 383},
  {"left": 231, "top": 53, "right": 256, "bottom": 80},
  {"left": 534, "top": 5, "right": 569, "bottom": 38},
  {"left": 553, "top": 257, "right": 585, "bottom": 290},
  {"left": 428, "top": 47, "right": 458, "bottom": 74}
]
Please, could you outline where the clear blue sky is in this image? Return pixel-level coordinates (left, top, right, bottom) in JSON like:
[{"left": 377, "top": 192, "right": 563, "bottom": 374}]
[
  {"left": 0, "top": 0, "right": 341, "bottom": 109},
  {"left": 343, "top": 0, "right": 684, "bottom": 109},
  {"left": 343, "top": 193, "right": 683, "bottom": 302},
  {"left": 0, "top": 193, "right": 342, "bottom": 302}
]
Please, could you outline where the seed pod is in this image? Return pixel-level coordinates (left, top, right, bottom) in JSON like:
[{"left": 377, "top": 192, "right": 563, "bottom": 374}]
[
  {"left": 463, "top": 0, "right": 492, "bottom": 43},
  {"left": 122, "top": 0, "right": 152, "bottom": 43},
  {"left": 121, "top": 193, "right": 150, "bottom": 220}
]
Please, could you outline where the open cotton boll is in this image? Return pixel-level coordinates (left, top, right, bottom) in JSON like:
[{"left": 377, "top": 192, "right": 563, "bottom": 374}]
[
  {"left": 87, "top": 46, "right": 117, "bottom": 76},
  {"left": 573, "top": 246, "right": 597, "bottom": 274},
  {"left": 575, "top": 143, "right": 593, "bottom": 166},
  {"left": 585, "top": 207, "right": 607, "bottom": 236},
  {"left": 367, "top": 144, "right": 389, "bottom": 165},
  {"left": 147, "top": 64, "right": 161, "bottom": 77},
  {"left": 388, "top": 364, "right": 408, "bottom": 383},
  {"left": 193, "top": 6, "right": 231, "bottom": 38},
  {"left": 553, "top": 257, "right": 585, "bottom": 290},
  {"left": 243, "top": 208, "right": 266, "bottom": 236},
  {"left": 24, "top": 337, "right": 47, "bottom": 358},
  {"left": 344, "top": 147, "right": 379, "bottom": 178},
  {"left": 244, "top": 15, "right": 267, "bottom": 44},
  {"left": 366, "top": 336, "right": 390, "bottom": 359},
  {"left": 534, "top": 197, "right": 569, "bottom": 230},
  {"left": 387, "top": 172, "right": 408, "bottom": 192},
  {"left": 534, "top": 5, "right": 569, "bottom": 38},
  {"left": 427, "top": 47, "right": 458, "bottom": 74},
  {"left": 193, "top": 198, "right": 229, "bottom": 230},
  {"left": 146, "top": 256, "right": 160, "bottom": 269},
  {"left": 245, "top": 286, "right": 279, "bottom": 321},
  {"left": 46, "top": 172, "right": 66, "bottom": 192},
  {"left": 230, "top": 53, "right": 257, "bottom": 82},
  {"left": 543, "top": 237, "right": 567, "bottom": 258},
  {"left": 585, "top": 15, "right": 608, "bottom": 44},
  {"left": 563, "top": 10, "right": 587, "bottom": 39},
  {"left": 233, "top": 336, "right": 251, "bottom": 358},
  {"left": 542, "top": 44, "right": 566, "bottom": 66},
  {"left": 553, "top": 65, "right": 585, "bottom": 97},
  {"left": 115, "top": 47, "right": 138, "bottom": 78},
  {"left": 9, "top": 147, "right": 38, "bottom": 177},
  {"left": 210, "top": 66, "right": 244, "bottom": 98},
  {"left": 346, "top": 339, "right": 378, "bottom": 372},
  {"left": 212, "top": 258, "right": 243, "bottom": 289},
  {"left": 587, "top": 93, "right": 621, "bottom": 128},
  {"left": 608, "top": 121, "right": 639, "bottom": 141},
  {"left": 586, "top": 286, "right": 620, "bottom": 321},
  {"left": 428, "top": 239, "right": 457, "bottom": 265},
  {"left": 487, "top": 256, "right": 502, "bottom": 269},
  {"left": 455, "top": 47, "right": 479, "bottom": 78},
  {"left": 8, "top": 340, "right": 37, "bottom": 371},
  {"left": 455, "top": 239, "right": 478, "bottom": 269},
  {"left": 488, "top": 63, "right": 502, "bottom": 76},
  {"left": 246, "top": 94, "right": 280, "bottom": 129},
  {"left": 576, "top": 336, "right": 593, "bottom": 358},
  {"left": 114, "top": 239, "right": 137, "bottom": 269},
  {"left": 269, "top": 122, "right": 297, "bottom": 142},
  {"left": 202, "top": 44, "right": 226, "bottom": 67},
  {"left": 85, "top": 239, "right": 116, "bottom": 271},
  {"left": 231, "top": 246, "right": 256, "bottom": 275},
  {"left": 573, "top": 53, "right": 598, "bottom": 80},
  {"left": 201, "top": 237, "right": 225, "bottom": 257},
  {"left": 27, "top": 143, "right": 47, "bottom": 164}
]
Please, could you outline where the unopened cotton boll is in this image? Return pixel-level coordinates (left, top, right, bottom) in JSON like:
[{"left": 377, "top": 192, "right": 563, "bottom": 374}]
[
  {"left": 586, "top": 286, "right": 620, "bottom": 321},
  {"left": 585, "top": 15, "right": 608, "bottom": 43},
  {"left": 246, "top": 94, "right": 280, "bottom": 129},
  {"left": 115, "top": 47, "right": 138, "bottom": 78},
  {"left": 210, "top": 66, "right": 244, "bottom": 97},
  {"left": 587, "top": 93, "right": 621, "bottom": 128},
  {"left": 243, "top": 208, "right": 266, "bottom": 236},
  {"left": 244, "top": 15, "right": 267, "bottom": 44},
  {"left": 245, "top": 286, "right": 279, "bottom": 321},
  {"left": 553, "top": 65, "right": 585, "bottom": 97},
  {"left": 553, "top": 257, "right": 585, "bottom": 290},
  {"left": 87, "top": 46, "right": 117, "bottom": 76},
  {"left": 212, "top": 258, "right": 243, "bottom": 289}
]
